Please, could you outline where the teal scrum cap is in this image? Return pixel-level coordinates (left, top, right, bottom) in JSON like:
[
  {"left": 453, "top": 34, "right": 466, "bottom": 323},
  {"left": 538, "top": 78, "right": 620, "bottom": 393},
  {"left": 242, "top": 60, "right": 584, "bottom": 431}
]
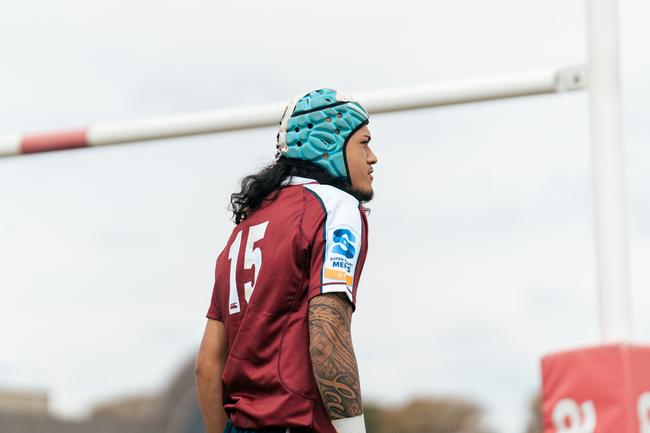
[{"left": 275, "top": 89, "right": 369, "bottom": 179}]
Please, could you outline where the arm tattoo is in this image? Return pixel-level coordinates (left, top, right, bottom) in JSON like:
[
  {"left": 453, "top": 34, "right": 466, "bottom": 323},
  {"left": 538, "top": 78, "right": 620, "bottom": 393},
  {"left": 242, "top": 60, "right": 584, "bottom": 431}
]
[{"left": 308, "top": 293, "right": 362, "bottom": 420}]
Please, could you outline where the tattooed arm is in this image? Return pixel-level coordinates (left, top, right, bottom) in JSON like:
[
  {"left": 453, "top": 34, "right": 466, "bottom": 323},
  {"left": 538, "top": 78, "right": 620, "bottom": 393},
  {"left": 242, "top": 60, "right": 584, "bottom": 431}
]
[{"left": 308, "top": 292, "right": 363, "bottom": 420}]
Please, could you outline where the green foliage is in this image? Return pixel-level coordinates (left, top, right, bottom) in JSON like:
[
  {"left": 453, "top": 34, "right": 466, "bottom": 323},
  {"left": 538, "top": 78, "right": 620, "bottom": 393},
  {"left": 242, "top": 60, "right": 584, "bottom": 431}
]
[
  {"left": 363, "top": 396, "right": 494, "bottom": 433},
  {"left": 525, "top": 393, "right": 542, "bottom": 433}
]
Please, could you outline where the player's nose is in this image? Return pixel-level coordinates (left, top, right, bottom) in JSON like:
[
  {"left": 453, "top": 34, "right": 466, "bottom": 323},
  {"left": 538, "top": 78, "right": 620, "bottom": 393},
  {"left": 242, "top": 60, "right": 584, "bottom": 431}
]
[{"left": 367, "top": 146, "right": 378, "bottom": 165}]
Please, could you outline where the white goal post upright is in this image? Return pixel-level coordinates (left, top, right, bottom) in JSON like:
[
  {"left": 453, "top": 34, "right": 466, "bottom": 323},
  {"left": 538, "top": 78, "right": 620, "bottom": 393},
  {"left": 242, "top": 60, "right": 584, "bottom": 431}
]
[
  {"left": 541, "top": 5, "right": 637, "bottom": 430},
  {"left": 587, "top": 0, "right": 632, "bottom": 343}
]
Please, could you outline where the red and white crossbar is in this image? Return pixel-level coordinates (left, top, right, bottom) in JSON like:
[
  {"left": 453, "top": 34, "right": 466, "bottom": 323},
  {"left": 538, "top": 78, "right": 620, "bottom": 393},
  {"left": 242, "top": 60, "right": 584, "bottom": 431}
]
[{"left": 0, "top": 65, "right": 585, "bottom": 158}]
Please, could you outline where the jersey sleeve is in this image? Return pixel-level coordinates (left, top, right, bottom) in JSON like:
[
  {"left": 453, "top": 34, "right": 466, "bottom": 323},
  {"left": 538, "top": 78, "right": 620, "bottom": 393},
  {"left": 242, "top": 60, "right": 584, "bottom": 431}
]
[
  {"left": 302, "top": 185, "right": 368, "bottom": 311},
  {"left": 206, "top": 261, "right": 224, "bottom": 322}
]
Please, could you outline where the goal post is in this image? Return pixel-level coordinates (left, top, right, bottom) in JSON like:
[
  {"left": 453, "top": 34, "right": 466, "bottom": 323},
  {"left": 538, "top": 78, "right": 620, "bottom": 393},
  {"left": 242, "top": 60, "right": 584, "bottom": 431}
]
[{"left": 0, "top": 65, "right": 586, "bottom": 158}]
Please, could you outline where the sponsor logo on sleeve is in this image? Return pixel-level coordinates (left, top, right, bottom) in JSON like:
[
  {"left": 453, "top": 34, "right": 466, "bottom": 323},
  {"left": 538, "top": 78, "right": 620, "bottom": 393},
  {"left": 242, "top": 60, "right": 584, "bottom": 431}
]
[
  {"left": 325, "top": 225, "right": 359, "bottom": 288},
  {"left": 332, "top": 228, "right": 357, "bottom": 259}
]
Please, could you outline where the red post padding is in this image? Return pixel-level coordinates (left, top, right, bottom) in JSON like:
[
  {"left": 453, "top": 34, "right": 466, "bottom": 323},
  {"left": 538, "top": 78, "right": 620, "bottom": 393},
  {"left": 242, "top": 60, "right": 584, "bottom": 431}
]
[
  {"left": 21, "top": 129, "right": 88, "bottom": 154},
  {"left": 541, "top": 344, "right": 650, "bottom": 433}
]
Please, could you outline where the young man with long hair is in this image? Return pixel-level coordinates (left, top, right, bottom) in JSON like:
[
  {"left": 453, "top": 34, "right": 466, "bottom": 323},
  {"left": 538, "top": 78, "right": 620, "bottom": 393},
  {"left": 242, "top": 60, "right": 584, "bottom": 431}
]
[{"left": 195, "top": 89, "right": 378, "bottom": 433}]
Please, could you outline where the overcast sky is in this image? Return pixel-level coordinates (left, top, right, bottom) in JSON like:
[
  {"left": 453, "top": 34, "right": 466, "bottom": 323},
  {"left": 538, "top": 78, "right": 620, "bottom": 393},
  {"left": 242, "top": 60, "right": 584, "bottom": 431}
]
[{"left": 1, "top": 1, "right": 650, "bottom": 432}]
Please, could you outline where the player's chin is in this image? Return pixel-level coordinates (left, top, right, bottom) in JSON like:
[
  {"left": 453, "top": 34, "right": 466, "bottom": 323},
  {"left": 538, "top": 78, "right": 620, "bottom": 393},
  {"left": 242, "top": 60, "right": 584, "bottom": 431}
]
[{"left": 350, "top": 184, "right": 374, "bottom": 202}]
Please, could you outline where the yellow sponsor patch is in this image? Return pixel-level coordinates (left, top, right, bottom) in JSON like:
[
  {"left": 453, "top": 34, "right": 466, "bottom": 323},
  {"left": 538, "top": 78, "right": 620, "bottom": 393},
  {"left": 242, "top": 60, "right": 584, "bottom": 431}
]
[{"left": 325, "top": 268, "right": 353, "bottom": 285}]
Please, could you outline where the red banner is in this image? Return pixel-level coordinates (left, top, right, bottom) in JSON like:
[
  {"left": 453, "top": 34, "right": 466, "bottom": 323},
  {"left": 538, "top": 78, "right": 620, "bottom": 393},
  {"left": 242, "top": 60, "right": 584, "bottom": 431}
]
[{"left": 541, "top": 345, "right": 650, "bottom": 433}]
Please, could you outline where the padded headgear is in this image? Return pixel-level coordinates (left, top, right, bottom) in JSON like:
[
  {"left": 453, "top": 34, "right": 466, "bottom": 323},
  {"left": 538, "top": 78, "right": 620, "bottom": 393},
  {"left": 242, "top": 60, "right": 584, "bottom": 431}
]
[{"left": 276, "top": 89, "right": 369, "bottom": 179}]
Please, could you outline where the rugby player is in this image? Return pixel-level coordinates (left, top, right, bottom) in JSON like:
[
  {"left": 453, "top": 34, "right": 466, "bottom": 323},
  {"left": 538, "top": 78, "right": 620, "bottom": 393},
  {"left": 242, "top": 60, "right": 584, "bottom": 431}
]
[{"left": 196, "top": 89, "right": 377, "bottom": 433}]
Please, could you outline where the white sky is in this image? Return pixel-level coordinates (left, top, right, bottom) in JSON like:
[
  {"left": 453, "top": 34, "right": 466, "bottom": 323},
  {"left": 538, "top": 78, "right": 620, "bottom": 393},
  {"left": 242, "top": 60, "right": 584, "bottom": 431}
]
[{"left": 1, "top": 1, "right": 649, "bottom": 432}]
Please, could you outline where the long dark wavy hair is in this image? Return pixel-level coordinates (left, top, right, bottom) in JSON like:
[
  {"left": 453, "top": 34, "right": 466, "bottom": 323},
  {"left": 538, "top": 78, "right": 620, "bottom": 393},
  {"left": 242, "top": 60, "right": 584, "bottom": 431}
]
[{"left": 230, "top": 157, "right": 365, "bottom": 224}]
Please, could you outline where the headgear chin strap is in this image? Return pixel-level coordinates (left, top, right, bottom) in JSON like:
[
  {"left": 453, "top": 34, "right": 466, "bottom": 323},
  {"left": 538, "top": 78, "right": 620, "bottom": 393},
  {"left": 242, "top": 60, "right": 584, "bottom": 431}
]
[{"left": 276, "top": 88, "right": 369, "bottom": 179}]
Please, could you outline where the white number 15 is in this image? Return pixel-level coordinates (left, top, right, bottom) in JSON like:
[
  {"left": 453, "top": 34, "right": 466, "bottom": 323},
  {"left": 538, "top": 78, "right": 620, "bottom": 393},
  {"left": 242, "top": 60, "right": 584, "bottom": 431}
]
[{"left": 227, "top": 221, "right": 269, "bottom": 315}]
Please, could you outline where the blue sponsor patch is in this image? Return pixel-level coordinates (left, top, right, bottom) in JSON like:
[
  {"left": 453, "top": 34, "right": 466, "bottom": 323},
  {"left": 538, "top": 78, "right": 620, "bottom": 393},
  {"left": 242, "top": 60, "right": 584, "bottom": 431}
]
[{"left": 331, "top": 227, "right": 357, "bottom": 259}]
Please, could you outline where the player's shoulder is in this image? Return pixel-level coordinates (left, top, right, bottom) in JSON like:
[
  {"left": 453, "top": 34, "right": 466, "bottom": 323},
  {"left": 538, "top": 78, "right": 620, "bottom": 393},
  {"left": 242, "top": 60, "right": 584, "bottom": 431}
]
[
  {"left": 302, "top": 183, "right": 361, "bottom": 217},
  {"left": 282, "top": 175, "right": 361, "bottom": 216},
  {"left": 302, "top": 184, "right": 364, "bottom": 247}
]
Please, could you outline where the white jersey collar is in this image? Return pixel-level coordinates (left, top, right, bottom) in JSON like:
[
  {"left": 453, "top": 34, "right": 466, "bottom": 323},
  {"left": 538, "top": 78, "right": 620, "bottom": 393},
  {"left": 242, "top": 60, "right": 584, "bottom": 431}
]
[{"left": 282, "top": 176, "right": 319, "bottom": 186}]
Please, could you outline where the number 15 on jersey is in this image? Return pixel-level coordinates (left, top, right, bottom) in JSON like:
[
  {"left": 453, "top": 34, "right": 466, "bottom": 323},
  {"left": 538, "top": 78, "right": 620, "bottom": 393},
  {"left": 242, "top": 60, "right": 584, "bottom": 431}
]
[{"left": 228, "top": 221, "right": 269, "bottom": 315}]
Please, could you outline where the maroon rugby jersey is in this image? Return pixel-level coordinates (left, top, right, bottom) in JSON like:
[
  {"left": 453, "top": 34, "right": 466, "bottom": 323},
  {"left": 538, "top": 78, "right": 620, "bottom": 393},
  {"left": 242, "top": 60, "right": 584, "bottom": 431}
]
[{"left": 206, "top": 176, "right": 369, "bottom": 432}]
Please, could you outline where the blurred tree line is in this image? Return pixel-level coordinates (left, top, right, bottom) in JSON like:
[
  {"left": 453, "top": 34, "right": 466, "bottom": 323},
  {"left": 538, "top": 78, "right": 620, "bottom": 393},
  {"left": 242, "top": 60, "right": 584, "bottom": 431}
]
[
  {"left": 0, "top": 352, "right": 544, "bottom": 433},
  {"left": 363, "top": 392, "right": 543, "bottom": 433},
  {"left": 525, "top": 393, "right": 542, "bottom": 433},
  {"left": 363, "top": 397, "right": 494, "bottom": 433}
]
